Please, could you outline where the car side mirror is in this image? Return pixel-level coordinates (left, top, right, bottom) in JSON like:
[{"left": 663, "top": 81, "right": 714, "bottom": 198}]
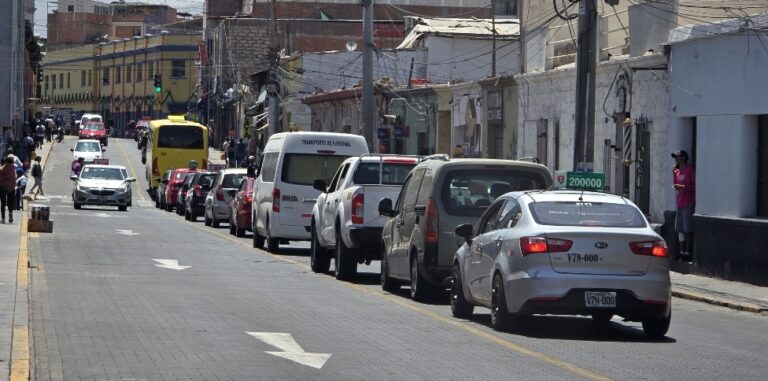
[
  {"left": 102, "top": 148, "right": 106, "bottom": 152},
  {"left": 125, "top": 177, "right": 136, "bottom": 183},
  {"left": 455, "top": 224, "right": 474, "bottom": 244},
  {"left": 162, "top": 179, "right": 169, "bottom": 184},
  {"left": 70, "top": 175, "right": 78, "bottom": 181},
  {"left": 70, "top": 148, "right": 74, "bottom": 152},
  {"left": 378, "top": 198, "right": 395, "bottom": 217},
  {"left": 313, "top": 179, "right": 327, "bottom": 192}
]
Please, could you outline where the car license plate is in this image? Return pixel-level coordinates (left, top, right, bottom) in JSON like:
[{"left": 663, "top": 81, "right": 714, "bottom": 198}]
[
  {"left": 98, "top": 196, "right": 107, "bottom": 202},
  {"left": 585, "top": 291, "right": 616, "bottom": 308}
]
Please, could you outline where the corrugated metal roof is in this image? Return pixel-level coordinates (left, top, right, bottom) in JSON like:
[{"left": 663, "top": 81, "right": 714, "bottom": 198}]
[{"left": 397, "top": 17, "right": 520, "bottom": 49}]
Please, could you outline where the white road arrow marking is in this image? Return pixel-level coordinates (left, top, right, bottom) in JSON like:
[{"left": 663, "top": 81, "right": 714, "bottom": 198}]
[
  {"left": 246, "top": 332, "right": 331, "bottom": 369},
  {"left": 152, "top": 259, "right": 191, "bottom": 270},
  {"left": 116, "top": 229, "right": 140, "bottom": 236}
]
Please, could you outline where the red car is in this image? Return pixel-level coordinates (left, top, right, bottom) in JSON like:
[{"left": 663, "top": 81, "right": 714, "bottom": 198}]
[
  {"left": 163, "top": 168, "right": 196, "bottom": 212},
  {"left": 79, "top": 122, "right": 109, "bottom": 146},
  {"left": 229, "top": 177, "right": 254, "bottom": 237}
]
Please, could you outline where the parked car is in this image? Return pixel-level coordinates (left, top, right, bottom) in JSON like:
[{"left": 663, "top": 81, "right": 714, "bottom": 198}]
[
  {"left": 204, "top": 168, "right": 247, "bottom": 227},
  {"left": 310, "top": 154, "right": 420, "bottom": 279},
  {"left": 251, "top": 132, "right": 368, "bottom": 252},
  {"left": 70, "top": 164, "right": 136, "bottom": 211},
  {"left": 182, "top": 171, "right": 218, "bottom": 221},
  {"left": 155, "top": 169, "right": 173, "bottom": 209},
  {"left": 450, "top": 189, "right": 672, "bottom": 338},
  {"left": 163, "top": 168, "right": 197, "bottom": 212},
  {"left": 175, "top": 173, "right": 196, "bottom": 215},
  {"left": 229, "top": 177, "right": 255, "bottom": 237},
  {"left": 378, "top": 157, "right": 552, "bottom": 301},
  {"left": 71, "top": 139, "right": 105, "bottom": 163}
]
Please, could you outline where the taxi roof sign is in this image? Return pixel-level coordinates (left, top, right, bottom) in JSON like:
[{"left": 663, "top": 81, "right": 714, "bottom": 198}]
[
  {"left": 168, "top": 115, "right": 186, "bottom": 122},
  {"left": 554, "top": 171, "right": 606, "bottom": 192}
]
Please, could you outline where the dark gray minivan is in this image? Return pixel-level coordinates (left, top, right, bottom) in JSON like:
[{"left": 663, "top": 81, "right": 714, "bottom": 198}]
[{"left": 378, "top": 157, "right": 552, "bottom": 301}]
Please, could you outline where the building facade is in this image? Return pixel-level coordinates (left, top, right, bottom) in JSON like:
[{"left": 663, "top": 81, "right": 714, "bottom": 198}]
[{"left": 0, "top": 0, "right": 26, "bottom": 135}]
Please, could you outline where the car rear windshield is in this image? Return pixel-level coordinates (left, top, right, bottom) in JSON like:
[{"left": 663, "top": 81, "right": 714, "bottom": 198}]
[
  {"left": 75, "top": 141, "right": 101, "bottom": 152},
  {"left": 353, "top": 162, "right": 415, "bottom": 185},
  {"left": 281, "top": 154, "right": 349, "bottom": 186},
  {"left": 157, "top": 125, "right": 204, "bottom": 149},
  {"left": 80, "top": 167, "right": 123, "bottom": 180},
  {"left": 83, "top": 123, "right": 104, "bottom": 131},
  {"left": 529, "top": 202, "right": 647, "bottom": 228},
  {"left": 198, "top": 174, "right": 216, "bottom": 187},
  {"left": 441, "top": 169, "right": 549, "bottom": 217},
  {"left": 222, "top": 173, "right": 247, "bottom": 188}
]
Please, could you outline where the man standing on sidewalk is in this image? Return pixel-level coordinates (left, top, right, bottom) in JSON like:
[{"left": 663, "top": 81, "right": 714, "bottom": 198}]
[
  {"left": 28, "top": 156, "right": 45, "bottom": 199},
  {"left": 672, "top": 150, "right": 695, "bottom": 262}
]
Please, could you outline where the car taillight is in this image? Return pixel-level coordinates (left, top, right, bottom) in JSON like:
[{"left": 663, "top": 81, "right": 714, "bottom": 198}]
[
  {"left": 245, "top": 193, "right": 253, "bottom": 203},
  {"left": 351, "top": 193, "right": 364, "bottom": 224},
  {"left": 630, "top": 241, "right": 668, "bottom": 258},
  {"left": 424, "top": 197, "right": 439, "bottom": 243},
  {"left": 216, "top": 185, "right": 225, "bottom": 201},
  {"left": 519, "top": 237, "right": 573, "bottom": 256},
  {"left": 152, "top": 158, "right": 159, "bottom": 176},
  {"left": 194, "top": 185, "right": 202, "bottom": 197},
  {"left": 272, "top": 188, "right": 280, "bottom": 212}
]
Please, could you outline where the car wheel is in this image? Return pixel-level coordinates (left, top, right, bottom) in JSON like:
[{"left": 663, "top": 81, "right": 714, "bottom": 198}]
[
  {"left": 177, "top": 203, "right": 184, "bottom": 215},
  {"left": 265, "top": 220, "right": 279, "bottom": 252},
  {"left": 229, "top": 218, "right": 236, "bottom": 235},
  {"left": 642, "top": 311, "right": 671, "bottom": 339},
  {"left": 410, "top": 253, "right": 433, "bottom": 302},
  {"left": 184, "top": 209, "right": 191, "bottom": 221},
  {"left": 334, "top": 229, "right": 356, "bottom": 281},
  {"left": 73, "top": 201, "right": 81, "bottom": 210},
  {"left": 253, "top": 227, "right": 265, "bottom": 248},
  {"left": 236, "top": 224, "right": 246, "bottom": 238},
  {"left": 118, "top": 205, "right": 127, "bottom": 212},
  {"left": 380, "top": 246, "right": 399, "bottom": 292},
  {"left": 591, "top": 313, "right": 613, "bottom": 325},
  {"left": 211, "top": 214, "right": 220, "bottom": 228},
  {"left": 310, "top": 223, "right": 331, "bottom": 273},
  {"left": 491, "top": 274, "right": 513, "bottom": 331},
  {"left": 165, "top": 200, "right": 173, "bottom": 212},
  {"left": 450, "top": 264, "right": 474, "bottom": 318},
  {"left": 155, "top": 196, "right": 160, "bottom": 208},
  {"left": 128, "top": 200, "right": 132, "bottom": 207},
  {"left": 204, "top": 209, "right": 212, "bottom": 226}
]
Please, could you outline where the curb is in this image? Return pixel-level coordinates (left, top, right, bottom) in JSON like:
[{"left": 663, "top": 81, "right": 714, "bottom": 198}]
[{"left": 671, "top": 287, "right": 768, "bottom": 314}]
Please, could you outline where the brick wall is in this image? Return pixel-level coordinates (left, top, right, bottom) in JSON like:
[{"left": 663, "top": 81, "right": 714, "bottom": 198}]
[
  {"left": 249, "top": 3, "right": 490, "bottom": 19},
  {"left": 207, "top": 0, "right": 243, "bottom": 17},
  {"left": 47, "top": 12, "right": 111, "bottom": 50}
]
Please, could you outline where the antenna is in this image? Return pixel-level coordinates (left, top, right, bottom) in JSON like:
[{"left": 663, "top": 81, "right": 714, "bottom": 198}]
[{"left": 345, "top": 41, "right": 358, "bottom": 52}]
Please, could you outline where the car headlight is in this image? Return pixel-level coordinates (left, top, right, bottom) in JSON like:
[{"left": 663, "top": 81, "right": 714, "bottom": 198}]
[{"left": 77, "top": 184, "right": 91, "bottom": 191}]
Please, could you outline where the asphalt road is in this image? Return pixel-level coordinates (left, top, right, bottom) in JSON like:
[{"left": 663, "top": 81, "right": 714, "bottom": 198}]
[{"left": 28, "top": 137, "right": 768, "bottom": 380}]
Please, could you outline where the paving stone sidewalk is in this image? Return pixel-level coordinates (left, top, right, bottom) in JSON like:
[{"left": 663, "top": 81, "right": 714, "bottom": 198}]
[{"left": 671, "top": 271, "right": 768, "bottom": 314}]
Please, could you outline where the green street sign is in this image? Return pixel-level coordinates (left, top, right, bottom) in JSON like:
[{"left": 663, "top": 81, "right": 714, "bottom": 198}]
[{"left": 554, "top": 171, "right": 606, "bottom": 191}]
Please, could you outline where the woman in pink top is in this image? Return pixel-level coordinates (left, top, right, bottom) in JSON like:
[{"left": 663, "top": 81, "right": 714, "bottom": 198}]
[
  {"left": 672, "top": 150, "right": 695, "bottom": 261},
  {"left": 0, "top": 156, "right": 17, "bottom": 223}
]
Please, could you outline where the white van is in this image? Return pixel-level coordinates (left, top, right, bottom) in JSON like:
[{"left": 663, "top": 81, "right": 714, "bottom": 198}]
[{"left": 252, "top": 132, "right": 368, "bottom": 251}]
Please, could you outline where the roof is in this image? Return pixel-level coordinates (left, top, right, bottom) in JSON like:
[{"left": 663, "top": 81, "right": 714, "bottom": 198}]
[
  {"left": 669, "top": 12, "right": 768, "bottom": 44},
  {"left": 397, "top": 17, "right": 520, "bottom": 49}
]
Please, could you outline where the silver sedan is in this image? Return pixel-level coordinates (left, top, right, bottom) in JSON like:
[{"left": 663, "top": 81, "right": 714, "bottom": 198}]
[
  {"left": 451, "top": 190, "right": 671, "bottom": 338},
  {"left": 71, "top": 165, "right": 136, "bottom": 211}
]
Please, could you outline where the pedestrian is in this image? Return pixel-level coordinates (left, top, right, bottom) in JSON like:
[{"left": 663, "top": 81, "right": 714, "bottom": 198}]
[
  {"left": 227, "top": 137, "right": 236, "bottom": 168},
  {"left": 5, "top": 148, "right": 23, "bottom": 169},
  {"left": 15, "top": 168, "right": 27, "bottom": 211},
  {"left": 28, "top": 156, "right": 45, "bottom": 199},
  {"left": 35, "top": 122, "right": 46, "bottom": 149},
  {"left": 672, "top": 150, "right": 695, "bottom": 262},
  {"left": 0, "top": 156, "right": 17, "bottom": 223},
  {"left": 236, "top": 139, "right": 246, "bottom": 168},
  {"left": 246, "top": 155, "right": 258, "bottom": 178},
  {"left": 71, "top": 157, "right": 85, "bottom": 177}
]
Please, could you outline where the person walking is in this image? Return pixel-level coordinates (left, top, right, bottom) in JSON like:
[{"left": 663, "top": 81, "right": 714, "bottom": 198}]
[
  {"left": 15, "top": 168, "right": 27, "bottom": 211},
  {"left": 672, "top": 150, "right": 695, "bottom": 262},
  {"left": 71, "top": 157, "right": 85, "bottom": 177},
  {"left": 235, "top": 139, "right": 246, "bottom": 168},
  {"left": 28, "top": 156, "right": 45, "bottom": 199},
  {"left": 35, "top": 122, "right": 46, "bottom": 149},
  {"left": 0, "top": 156, "right": 17, "bottom": 223}
]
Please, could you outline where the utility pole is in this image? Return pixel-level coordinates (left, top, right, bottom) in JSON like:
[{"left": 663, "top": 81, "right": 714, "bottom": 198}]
[
  {"left": 573, "top": 0, "right": 597, "bottom": 172},
  {"left": 362, "top": 0, "right": 374, "bottom": 152},
  {"left": 268, "top": 0, "right": 280, "bottom": 136},
  {"left": 491, "top": 0, "right": 496, "bottom": 77}
]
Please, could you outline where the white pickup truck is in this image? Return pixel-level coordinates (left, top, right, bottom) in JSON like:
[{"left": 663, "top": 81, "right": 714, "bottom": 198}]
[{"left": 310, "top": 154, "right": 420, "bottom": 280}]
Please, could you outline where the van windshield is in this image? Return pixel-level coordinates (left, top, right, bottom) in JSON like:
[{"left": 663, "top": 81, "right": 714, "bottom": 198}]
[
  {"left": 441, "top": 169, "right": 549, "bottom": 217},
  {"left": 281, "top": 154, "right": 349, "bottom": 186},
  {"left": 158, "top": 125, "right": 204, "bottom": 149}
]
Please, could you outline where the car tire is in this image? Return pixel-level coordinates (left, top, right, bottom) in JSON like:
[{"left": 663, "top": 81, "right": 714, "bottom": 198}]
[
  {"left": 177, "top": 203, "right": 184, "bottom": 215},
  {"left": 236, "top": 224, "right": 246, "bottom": 238},
  {"left": 334, "top": 229, "right": 356, "bottom": 281},
  {"left": 642, "top": 311, "right": 671, "bottom": 339},
  {"left": 118, "top": 205, "right": 127, "bottom": 212},
  {"left": 265, "top": 219, "right": 279, "bottom": 252},
  {"left": 204, "top": 210, "right": 212, "bottom": 226},
  {"left": 253, "top": 227, "right": 265, "bottom": 248},
  {"left": 491, "top": 274, "right": 514, "bottom": 331},
  {"left": 450, "top": 264, "right": 474, "bottom": 318},
  {"left": 310, "top": 224, "right": 331, "bottom": 273},
  {"left": 380, "top": 246, "right": 399, "bottom": 292},
  {"left": 73, "top": 202, "right": 81, "bottom": 210},
  {"left": 410, "top": 253, "right": 433, "bottom": 302},
  {"left": 184, "top": 209, "right": 191, "bottom": 221},
  {"left": 229, "top": 219, "right": 236, "bottom": 235},
  {"left": 128, "top": 200, "right": 132, "bottom": 207},
  {"left": 155, "top": 196, "right": 160, "bottom": 208},
  {"left": 165, "top": 200, "right": 173, "bottom": 212}
]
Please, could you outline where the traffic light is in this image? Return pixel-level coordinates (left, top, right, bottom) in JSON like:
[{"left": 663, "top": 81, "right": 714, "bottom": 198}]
[
  {"left": 153, "top": 73, "right": 162, "bottom": 93},
  {"left": 36, "top": 66, "right": 43, "bottom": 84}
]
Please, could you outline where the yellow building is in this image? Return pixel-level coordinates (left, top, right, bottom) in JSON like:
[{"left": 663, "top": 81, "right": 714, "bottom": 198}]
[{"left": 41, "top": 33, "right": 201, "bottom": 134}]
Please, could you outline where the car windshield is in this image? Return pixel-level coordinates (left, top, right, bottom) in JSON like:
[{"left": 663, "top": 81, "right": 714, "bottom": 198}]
[
  {"left": 529, "top": 201, "right": 647, "bottom": 228},
  {"left": 80, "top": 167, "right": 124, "bottom": 181},
  {"left": 281, "top": 154, "right": 349, "bottom": 186},
  {"left": 84, "top": 123, "right": 105, "bottom": 131},
  {"left": 441, "top": 169, "right": 549, "bottom": 217},
  {"left": 158, "top": 125, "right": 204, "bottom": 149},
  {"left": 75, "top": 141, "right": 101, "bottom": 152},
  {"left": 222, "top": 173, "right": 247, "bottom": 188},
  {"left": 353, "top": 162, "right": 415, "bottom": 185},
  {"left": 198, "top": 174, "right": 217, "bottom": 187}
]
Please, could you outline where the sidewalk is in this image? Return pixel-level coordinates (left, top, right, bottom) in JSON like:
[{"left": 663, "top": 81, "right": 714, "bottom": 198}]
[{"left": 671, "top": 271, "right": 768, "bottom": 314}]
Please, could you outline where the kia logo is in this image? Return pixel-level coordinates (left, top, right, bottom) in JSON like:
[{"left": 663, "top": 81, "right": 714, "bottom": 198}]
[{"left": 595, "top": 242, "right": 608, "bottom": 249}]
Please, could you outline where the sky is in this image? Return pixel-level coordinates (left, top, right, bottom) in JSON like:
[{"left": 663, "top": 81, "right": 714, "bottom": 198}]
[{"left": 33, "top": 0, "right": 207, "bottom": 37}]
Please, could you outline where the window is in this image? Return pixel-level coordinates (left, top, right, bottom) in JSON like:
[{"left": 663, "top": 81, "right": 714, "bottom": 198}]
[
  {"left": 115, "top": 66, "right": 121, "bottom": 84},
  {"left": 171, "top": 60, "right": 186, "bottom": 78},
  {"left": 529, "top": 202, "right": 647, "bottom": 228},
  {"left": 52, "top": 74, "right": 56, "bottom": 89},
  {"left": 88, "top": 70, "right": 92, "bottom": 86},
  {"left": 495, "top": 0, "right": 517, "bottom": 16},
  {"left": 157, "top": 126, "right": 204, "bottom": 149},
  {"left": 102, "top": 67, "right": 110, "bottom": 84},
  {"left": 441, "top": 169, "right": 549, "bottom": 217},
  {"left": 44, "top": 75, "right": 49, "bottom": 90},
  {"left": 68, "top": 5, "right": 74, "bottom": 12},
  {"left": 67, "top": 72, "right": 71, "bottom": 88},
  {"left": 260, "top": 152, "right": 279, "bottom": 182},
  {"left": 403, "top": 169, "right": 425, "bottom": 211},
  {"left": 136, "top": 63, "right": 143, "bottom": 82},
  {"left": 497, "top": 199, "right": 521, "bottom": 229},
  {"left": 326, "top": 164, "right": 346, "bottom": 192},
  {"left": 126, "top": 64, "right": 132, "bottom": 83},
  {"left": 74, "top": 141, "right": 101, "bottom": 152},
  {"left": 80, "top": 167, "right": 123, "bottom": 180},
  {"left": 352, "top": 162, "right": 416, "bottom": 186},
  {"left": 81, "top": 70, "right": 86, "bottom": 87},
  {"left": 479, "top": 200, "right": 506, "bottom": 235},
  {"left": 132, "top": 26, "right": 142, "bottom": 37},
  {"left": 222, "top": 173, "right": 247, "bottom": 189},
  {"left": 59, "top": 74, "right": 64, "bottom": 89},
  {"left": 415, "top": 168, "right": 434, "bottom": 206},
  {"left": 281, "top": 154, "right": 349, "bottom": 186}
]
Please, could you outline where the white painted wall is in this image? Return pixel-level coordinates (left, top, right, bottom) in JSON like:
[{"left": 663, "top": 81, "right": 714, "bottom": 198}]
[
  {"left": 425, "top": 36, "right": 520, "bottom": 83},
  {"left": 695, "top": 115, "right": 758, "bottom": 217}
]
